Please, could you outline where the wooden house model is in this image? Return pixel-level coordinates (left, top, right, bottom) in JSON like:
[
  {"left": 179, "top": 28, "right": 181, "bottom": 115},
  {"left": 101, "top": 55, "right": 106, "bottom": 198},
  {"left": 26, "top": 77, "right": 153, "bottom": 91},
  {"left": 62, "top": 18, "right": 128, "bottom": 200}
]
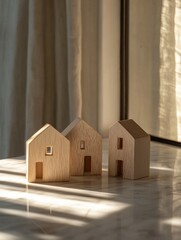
[
  {"left": 26, "top": 124, "right": 70, "bottom": 183},
  {"left": 62, "top": 118, "right": 102, "bottom": 176},
  {"left": 108, "top": 119, "right": 150, "bottom": 179}
]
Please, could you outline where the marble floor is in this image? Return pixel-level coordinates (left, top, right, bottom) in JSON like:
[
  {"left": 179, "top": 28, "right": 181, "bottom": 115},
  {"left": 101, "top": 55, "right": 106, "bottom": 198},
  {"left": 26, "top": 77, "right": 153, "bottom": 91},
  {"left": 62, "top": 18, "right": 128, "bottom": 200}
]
[{"left": 1, "top": 140, "right": 181, "bottom": 240}]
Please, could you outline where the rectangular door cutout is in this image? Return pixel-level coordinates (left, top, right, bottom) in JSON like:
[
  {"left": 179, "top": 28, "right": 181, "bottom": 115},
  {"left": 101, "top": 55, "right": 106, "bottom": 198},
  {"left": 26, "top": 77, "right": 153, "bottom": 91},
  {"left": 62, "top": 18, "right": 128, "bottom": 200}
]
[
  {"left": 117, "top": 160, "right": 123, "bottom": 177},
  {"left": 36, "top": 162, "right": 43, "bottom": 179},
  {"left": 84, "top": 156, "right": 91, "bottom": 172}
]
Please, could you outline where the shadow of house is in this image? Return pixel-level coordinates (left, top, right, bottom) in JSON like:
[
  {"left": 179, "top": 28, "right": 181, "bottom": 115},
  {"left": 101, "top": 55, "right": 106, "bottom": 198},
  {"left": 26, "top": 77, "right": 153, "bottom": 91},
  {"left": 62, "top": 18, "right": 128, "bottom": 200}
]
[
  {"left": 109, "top": 119, "right": 150, "bottom": 179},
  {"left": 62, "top": 118, "right": 102, "bottom": 176},
  {"left": 26, "top": 124, "right": 70, "bottom": 183}
]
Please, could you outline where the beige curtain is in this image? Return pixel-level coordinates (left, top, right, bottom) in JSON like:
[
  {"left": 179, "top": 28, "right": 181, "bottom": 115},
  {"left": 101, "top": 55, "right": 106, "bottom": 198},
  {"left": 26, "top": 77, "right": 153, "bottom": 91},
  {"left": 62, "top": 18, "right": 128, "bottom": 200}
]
[
  {"left": 128, "top": 0, "right": 181, "bottom": 141},
  {"left": 0, "top": 0, "right": 120, "bottom": 159},
  {"left": 0, "top": 0, "right": 92, "bottom": 159}
]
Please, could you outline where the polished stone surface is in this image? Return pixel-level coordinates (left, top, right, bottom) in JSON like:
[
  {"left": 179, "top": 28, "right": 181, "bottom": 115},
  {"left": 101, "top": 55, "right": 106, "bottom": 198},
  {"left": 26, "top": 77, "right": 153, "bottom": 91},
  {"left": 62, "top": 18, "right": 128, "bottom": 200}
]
[{"left": 1, "top": 140, "right": 181, "bottom": 240}]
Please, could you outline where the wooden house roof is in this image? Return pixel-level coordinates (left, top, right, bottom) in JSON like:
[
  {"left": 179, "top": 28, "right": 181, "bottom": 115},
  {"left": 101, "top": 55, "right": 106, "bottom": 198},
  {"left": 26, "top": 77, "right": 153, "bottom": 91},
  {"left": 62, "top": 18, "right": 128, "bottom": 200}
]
[
  {"left": 118, "top": 119, "right": 149, "bottom": 139},
  {"left": 27, "top": 124, "right": 66, "bottom": 144},
  {"left": 62, "top": 118, "right": 101, "bottom": 137},
  {"left": 62, "top": 118, "right": 81, "bottom": 136}
]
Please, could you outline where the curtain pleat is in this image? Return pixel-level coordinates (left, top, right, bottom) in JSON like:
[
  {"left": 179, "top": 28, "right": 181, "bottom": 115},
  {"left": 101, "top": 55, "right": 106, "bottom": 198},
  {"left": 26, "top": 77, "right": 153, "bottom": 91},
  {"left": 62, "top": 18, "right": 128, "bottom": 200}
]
[
  {"left": 128, "top": 0, "right": 181, "bottom": 141},
  {"left": 0, "top": 0, "right": 80, "bottom": 159},
  {"left": 54, "top": 0, "right": 70, "bottom": 131},
  {"left": 0, "top": 0, "right": 28, "bottom": 158},
  {"left": 0, "top": 0, "right": 96, "bottom": 159},
  {"left": 66, "top": 0, "right": 82, "bottom": 120},
  {"left": 0, "top": 0, "right": 120, "bottom": 159},
  {"left": 26, "top": 0, "right": 47, "bottom": 139}
]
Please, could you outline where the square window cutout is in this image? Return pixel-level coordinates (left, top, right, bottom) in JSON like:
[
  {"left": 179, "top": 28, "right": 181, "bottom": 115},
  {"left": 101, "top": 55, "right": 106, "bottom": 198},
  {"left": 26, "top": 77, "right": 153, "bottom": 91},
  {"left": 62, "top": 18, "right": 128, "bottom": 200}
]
[{"left": 45, "top": 146, "right": 53, "bottom": 156}]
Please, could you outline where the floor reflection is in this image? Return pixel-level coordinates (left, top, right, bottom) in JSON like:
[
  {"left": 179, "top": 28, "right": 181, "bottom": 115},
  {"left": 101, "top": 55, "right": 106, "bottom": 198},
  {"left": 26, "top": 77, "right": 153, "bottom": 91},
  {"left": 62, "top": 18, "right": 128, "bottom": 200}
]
[{"left": 0, "top": 142, "right": 181, "bottom": 239}]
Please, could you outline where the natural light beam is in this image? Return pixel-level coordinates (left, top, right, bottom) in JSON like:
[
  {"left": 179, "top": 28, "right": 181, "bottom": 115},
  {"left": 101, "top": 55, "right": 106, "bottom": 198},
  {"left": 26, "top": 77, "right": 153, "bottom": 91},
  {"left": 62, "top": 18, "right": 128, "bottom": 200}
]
[
  {"left": 0, "top": 233, "right": 20, "bottom": 240},
  {"left": 0, "top": 189, "right": 131, "bottom": 220},
  {"left": 150, "top": 166, "right": 175, "bottom": 172},
  {"left": 0, "top": 208, "right": 86, "bottom": 227},
  {"left": 162, "top": 217, "right": 181, "bottom": 226},
  {"left": 0, "top": 174, "right": 27, "bottom": 184},
  {"left": 0, "top": 175, "right": 116, "bottom": 199}
]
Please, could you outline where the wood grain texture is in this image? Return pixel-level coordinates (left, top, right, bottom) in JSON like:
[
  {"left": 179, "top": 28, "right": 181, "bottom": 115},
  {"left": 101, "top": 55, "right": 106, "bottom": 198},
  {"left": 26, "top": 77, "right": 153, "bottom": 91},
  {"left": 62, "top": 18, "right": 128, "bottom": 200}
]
[
  {"left": 62, "top": 118, "right": 102, "bottom": 176},
  {"left": 26, "top": 124, "right": 70, "bottom": 183},
  {"left": 109, "top": 120, "right": 150, "bottom": 179}
]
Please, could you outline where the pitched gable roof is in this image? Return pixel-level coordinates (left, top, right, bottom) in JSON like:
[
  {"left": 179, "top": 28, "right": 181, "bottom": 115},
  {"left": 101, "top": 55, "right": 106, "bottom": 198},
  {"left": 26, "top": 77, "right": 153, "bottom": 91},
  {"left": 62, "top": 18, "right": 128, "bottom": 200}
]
[
  {"left": 62, "top": 118, "right": 81, "bottom": 136},
  {"left": 62, "top": 118, "right": 101, "bottom": 137},
  {"left": 118, "top": 119, "right": 149, "bottom": 139},
  {"left": 27, "top": 124, "right": 62, "bottom": 144}
]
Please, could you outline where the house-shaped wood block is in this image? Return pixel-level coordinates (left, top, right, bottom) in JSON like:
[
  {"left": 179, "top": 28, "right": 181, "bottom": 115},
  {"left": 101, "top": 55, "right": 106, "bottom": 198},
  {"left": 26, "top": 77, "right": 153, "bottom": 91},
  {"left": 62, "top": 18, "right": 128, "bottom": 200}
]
[
  {"left": 108, "top": 119, "right": 150, "bottom": 179},
  {"left": 62, "top": 118, "right": 102, "bottom": 176},
  {"left": 26, "top": 124, "right": 70, "bottom": 183}
]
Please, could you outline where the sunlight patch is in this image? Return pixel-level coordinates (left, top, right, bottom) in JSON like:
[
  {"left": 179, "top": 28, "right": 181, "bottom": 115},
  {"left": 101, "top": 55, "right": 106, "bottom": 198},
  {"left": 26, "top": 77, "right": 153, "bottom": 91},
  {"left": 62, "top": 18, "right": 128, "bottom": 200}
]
[
  {"left": 162, "top": 217, "right": 181, "bottom": 226},
  {"left": 0, "top": 188, "right": 131, "bottom": 221}
]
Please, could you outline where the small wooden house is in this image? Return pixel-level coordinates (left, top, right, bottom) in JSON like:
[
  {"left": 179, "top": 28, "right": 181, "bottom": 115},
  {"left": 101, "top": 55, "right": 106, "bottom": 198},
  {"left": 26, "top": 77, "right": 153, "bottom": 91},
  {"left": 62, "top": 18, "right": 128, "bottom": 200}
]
[
  {"left": 62, "top": 118, "right": 102, "bottom": 176},
  {"left": 26, "top": 124, "right": 70, "bottom": 183},
  {"left": 109, "top": 119, "right": 150, "bottom": 179}
]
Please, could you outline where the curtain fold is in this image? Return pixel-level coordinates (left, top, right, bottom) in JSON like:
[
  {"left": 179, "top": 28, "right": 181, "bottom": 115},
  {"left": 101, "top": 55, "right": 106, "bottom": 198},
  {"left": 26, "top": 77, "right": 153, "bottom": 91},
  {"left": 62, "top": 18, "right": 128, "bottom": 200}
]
[
  {"left": 26, "top": 0, "right": 48, "bottom": 139},
  {"left": 0, "top": 0, "right": 78, "bottom": 159},
  {"left": 128, "top": 0, "right": 181, "bottom": 141},
  {"left": 0, "top": 0, "right": 120, "bottom": 159},
  {"left": 54, "top": 0, "right": 70, "bottom": 131},
  {"left": 0, "top": 0, "right": 92, "bottom": 159},
  {"left": 66, "top": 0, "right": 82, "bottom": 121},
  {"left": 0, "top": 0, "right": 28, "bottom": 158},
  {"left": 159, "top": 0, "right": 178, "bottom": 140}
]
